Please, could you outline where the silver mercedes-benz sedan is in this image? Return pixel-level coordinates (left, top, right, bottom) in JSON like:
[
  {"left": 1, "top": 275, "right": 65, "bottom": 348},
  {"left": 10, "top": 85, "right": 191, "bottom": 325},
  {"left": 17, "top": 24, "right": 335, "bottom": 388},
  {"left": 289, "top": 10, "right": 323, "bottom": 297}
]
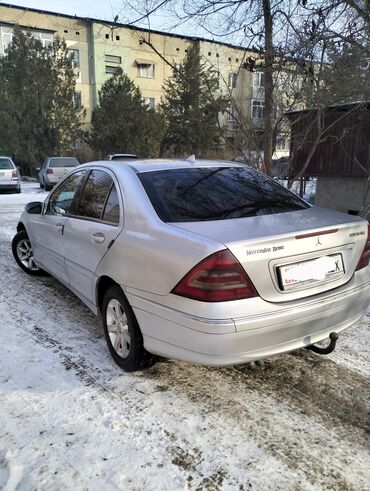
[{"left": 12, "top": 160, "right": 370, "bottom": 371}]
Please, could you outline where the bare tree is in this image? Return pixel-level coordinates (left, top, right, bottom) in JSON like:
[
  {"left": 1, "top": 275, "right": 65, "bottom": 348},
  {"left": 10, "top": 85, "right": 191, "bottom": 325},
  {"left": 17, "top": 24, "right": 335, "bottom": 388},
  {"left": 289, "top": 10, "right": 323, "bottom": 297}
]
[{"left": 121, "top": 0, "right": 369, "bottom": 181}]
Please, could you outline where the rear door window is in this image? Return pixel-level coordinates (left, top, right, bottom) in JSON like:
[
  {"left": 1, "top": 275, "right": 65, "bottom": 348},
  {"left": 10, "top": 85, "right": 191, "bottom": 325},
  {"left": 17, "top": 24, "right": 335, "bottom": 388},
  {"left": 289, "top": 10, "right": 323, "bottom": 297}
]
[
  {"left": 47, "top": 171, "right": 86, "bottom": 215},
  {"left": 102, "top": 184, "right": 120, "bottom": 224},
  {"left": 75, "top": 170, "right": 113, "bottom": 221},
  {"left": 138, "top": 167, "right": 309, "bottom": 222}
]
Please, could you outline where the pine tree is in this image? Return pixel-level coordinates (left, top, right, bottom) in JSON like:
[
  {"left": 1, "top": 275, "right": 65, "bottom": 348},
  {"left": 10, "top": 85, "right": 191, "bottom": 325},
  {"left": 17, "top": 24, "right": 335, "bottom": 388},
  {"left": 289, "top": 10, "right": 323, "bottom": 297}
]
[
  {"left": 90, "top": 69, "right": 165, "bottom": 157},
  {"left": 0, "top": 27, "right": 84, "bottom": 165},
  {"left": 160, "top": 43, "right": 225, "bottom": 156}
]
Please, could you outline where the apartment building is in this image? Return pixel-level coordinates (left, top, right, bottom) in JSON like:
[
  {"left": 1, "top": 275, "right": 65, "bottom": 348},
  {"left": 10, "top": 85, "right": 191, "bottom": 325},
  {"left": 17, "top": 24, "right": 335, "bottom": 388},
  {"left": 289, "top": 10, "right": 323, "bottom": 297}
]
[{"left": 0, "top": 3, "right": 290, "bottom": 157}]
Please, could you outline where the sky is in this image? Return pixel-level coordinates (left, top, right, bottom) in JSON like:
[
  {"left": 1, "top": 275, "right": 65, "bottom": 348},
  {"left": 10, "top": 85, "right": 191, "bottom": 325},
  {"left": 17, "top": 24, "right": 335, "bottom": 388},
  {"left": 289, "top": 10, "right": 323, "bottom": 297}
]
[{"left": 4, "top": 0, "right": 139, "bottom": 22}]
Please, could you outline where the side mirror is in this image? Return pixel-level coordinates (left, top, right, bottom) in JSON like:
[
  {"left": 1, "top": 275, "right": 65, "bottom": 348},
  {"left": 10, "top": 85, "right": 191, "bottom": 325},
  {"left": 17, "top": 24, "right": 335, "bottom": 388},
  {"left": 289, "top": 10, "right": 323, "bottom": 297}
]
[{"left": 26, "top": 201, "right": 43, "bottom": 214}]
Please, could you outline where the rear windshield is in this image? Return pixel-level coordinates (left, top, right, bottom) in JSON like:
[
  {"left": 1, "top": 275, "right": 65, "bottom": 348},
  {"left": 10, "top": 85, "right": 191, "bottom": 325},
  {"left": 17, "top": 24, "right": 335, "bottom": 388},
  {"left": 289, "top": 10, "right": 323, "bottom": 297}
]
[
  {"left": 110, "top": 155, "right": 138, "bottom": 161},
  {"left": 0, "top": 158, "right": 14, "bottom": 170},
  {"left": 138, "top": 167, "right": 309, "bottom": 222},
  {"left": 49, "top": 158, "right": 79, "bottom": 168}
]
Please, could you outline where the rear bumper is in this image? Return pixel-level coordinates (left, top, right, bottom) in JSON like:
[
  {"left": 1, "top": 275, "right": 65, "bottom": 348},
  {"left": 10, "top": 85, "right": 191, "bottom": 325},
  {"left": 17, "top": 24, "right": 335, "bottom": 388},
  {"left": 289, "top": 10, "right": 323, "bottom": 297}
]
[
  {"left": 44, "top": 175, "right": 60, "bottom": 185},
  {"left": 0, "top": 182, "right": 20, "bottom": 191},
  {"left": 127, "top": 275, "right": 370, "bottom": 366}
]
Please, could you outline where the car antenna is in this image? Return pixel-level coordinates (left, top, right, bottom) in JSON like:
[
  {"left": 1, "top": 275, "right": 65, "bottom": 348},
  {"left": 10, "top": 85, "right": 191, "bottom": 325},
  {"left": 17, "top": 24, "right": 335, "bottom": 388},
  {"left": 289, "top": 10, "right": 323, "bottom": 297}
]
[{"left": 186, "top": 154, "right": 196, "bottom": 165}]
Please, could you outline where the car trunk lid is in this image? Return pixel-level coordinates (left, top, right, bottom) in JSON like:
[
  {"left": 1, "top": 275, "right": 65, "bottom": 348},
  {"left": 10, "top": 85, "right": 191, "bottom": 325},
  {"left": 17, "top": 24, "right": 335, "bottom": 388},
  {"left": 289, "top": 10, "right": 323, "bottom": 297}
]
[
  {"left": 171, "top": 207, "right": 368, "bottom": 302},
  {"left": 0, "top": 168, "right": 15, "bottom": 183}
]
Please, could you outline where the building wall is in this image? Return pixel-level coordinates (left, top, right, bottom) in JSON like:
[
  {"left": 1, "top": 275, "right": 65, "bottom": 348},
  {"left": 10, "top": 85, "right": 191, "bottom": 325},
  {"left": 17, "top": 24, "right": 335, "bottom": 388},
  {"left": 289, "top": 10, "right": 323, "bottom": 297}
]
[
  {"left": 315, "top": 177, "right": 370, "bottom": 218},
  {"left": 91, "top": 23, "right": 191, "bottom": 109}
]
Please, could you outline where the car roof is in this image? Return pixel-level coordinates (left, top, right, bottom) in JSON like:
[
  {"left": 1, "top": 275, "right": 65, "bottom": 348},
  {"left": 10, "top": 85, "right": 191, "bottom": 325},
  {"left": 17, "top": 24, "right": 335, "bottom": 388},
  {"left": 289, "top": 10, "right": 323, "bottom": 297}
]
[{"left": 80, "top": 159, "right": 244, "bottom": 174}]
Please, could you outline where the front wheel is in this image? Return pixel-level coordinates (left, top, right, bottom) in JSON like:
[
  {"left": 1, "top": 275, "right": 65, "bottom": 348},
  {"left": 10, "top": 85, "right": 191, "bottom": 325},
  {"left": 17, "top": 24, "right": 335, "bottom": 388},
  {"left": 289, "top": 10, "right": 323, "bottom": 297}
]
[
  {"left": 12, "top": 230, "right": 47, "bottom": 276},
  {"left": 102, "top": 285, "right": 153, "bottom": 371}
]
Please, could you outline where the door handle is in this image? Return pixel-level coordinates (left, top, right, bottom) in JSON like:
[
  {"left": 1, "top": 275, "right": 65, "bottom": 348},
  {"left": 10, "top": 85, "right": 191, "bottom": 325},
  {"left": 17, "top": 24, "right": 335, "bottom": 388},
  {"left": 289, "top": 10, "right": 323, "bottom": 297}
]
[
  {"left": 91, "top": 232, "right": 105, "bottom": 244},
  {"left": 55, "top": 223, "right": 64, "bottom": 234}
]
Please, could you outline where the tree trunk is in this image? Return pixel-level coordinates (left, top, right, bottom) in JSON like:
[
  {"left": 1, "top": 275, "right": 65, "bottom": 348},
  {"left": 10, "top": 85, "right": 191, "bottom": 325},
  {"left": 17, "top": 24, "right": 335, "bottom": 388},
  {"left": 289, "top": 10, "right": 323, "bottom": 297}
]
[{"left": 263, "top": 0, "right": 273, "bottom": 176}]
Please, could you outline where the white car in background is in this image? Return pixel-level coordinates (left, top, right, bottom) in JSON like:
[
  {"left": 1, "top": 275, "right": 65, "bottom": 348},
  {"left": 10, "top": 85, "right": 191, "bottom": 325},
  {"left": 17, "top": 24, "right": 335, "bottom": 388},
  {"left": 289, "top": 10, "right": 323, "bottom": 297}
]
[
  {"left": 0, "top": 156, "right": 21, "bottom": 193},
  {"left": 39, "top": 157, "right": 80, "bottom": 191}
]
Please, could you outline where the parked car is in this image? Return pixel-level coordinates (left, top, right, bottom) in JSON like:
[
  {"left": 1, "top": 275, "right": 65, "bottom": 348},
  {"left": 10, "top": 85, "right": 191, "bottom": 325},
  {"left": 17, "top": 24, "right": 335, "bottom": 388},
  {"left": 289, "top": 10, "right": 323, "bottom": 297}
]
[
  {"left": 0, "top": 156, "right": 21, "bottom": 193},
  {"left": 12, "top": 160, "right": 370, "bottom": 371},
  {"left": 104, "top": 154, "right": 138, "bottom": 161},
  {"left": 39, "top": 157, "right": 80, "bottom": 191}
]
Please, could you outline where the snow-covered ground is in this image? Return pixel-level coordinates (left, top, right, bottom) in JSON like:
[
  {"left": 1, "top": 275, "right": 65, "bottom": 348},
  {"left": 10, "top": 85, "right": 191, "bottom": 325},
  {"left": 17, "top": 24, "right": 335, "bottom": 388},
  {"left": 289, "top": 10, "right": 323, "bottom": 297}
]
[{"left": 0, "top": 183, "right": 369, "bottom": 490}]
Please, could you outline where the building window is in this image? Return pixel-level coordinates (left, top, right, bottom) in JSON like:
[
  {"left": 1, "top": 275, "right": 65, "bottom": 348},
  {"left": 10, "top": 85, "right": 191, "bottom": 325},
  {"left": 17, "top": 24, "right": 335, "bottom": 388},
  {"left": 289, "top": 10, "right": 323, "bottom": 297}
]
[
  {"left": 251, "top": 100, "right": 265, "bottom": 119},
  {"left": 253, "top": 71, "right": 265, "bottom": 88},
  {"left": 1, "top": 26, "right": 54, "bottom": 55},
  {"left": 105, "top": 65, "right": 120, "bottom": 74},
  {"left": 74, "top": 91, "right": 82, "bottom": 108},
  {"left": 68, "top": 48, "right": 80, "bottom": 69},
  {"left": 276, "top": 135, "right": 290, "bottom": 151},
  {"left": 226, "top": 106, "right": 237, "bottom": 123},
  {"left": 116, "top": 35, "right": 120, "bottom": 41},
  {"left": 228, "top": 73, "right": 237, "bottom": 89},
  {"left": 105, "top": 33, "right": 109, "bottom": 39},
  {"left": 105, "top": 54, "right": 121, "bottom": 64},
  {"left": 1, "top": 26, "right": 13, "bottom": 55},
  {"left": 142, "top": 97, "right": 155, "bottom": 110},
  {"left": 136, "top": 60, "right": 155, "bottom": 78},
  {"left": 32, "top": 30, "right": 53, "bottom": 48}
]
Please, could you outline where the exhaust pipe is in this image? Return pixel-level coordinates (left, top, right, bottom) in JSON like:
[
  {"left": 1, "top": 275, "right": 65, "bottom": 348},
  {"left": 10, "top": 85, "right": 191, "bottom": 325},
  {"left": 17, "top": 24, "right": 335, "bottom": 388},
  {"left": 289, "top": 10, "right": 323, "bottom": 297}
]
[{"left": 305, "top": 332, "right": 338, "bottom": 355}]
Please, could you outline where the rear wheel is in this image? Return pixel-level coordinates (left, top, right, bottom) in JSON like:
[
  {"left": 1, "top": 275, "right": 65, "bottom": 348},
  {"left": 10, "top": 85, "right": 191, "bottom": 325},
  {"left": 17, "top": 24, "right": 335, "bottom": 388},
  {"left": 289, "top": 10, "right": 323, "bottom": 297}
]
[
  {"left": 102, "top": 285, "right": 153, "bottom": 371},
  {"left": 44, "top": 183, "right": 53, "bottom": 191},
  {"left": 12, "top": 230, "right": 47, "bottom": 276}
]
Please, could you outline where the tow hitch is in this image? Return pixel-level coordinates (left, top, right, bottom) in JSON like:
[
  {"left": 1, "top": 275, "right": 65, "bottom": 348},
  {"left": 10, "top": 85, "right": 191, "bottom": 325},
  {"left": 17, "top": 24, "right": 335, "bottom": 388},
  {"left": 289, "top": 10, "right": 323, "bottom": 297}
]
[{"left": 305, "top": 332, "right": 338, "bottom": 355}]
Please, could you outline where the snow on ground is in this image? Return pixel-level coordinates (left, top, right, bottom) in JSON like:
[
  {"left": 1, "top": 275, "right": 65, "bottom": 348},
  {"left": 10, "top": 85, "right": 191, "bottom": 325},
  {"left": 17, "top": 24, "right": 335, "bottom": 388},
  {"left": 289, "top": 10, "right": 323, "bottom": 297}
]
[
  {"left": 0, "top": 182, "right": 48, "bottom": 240},
  {"left": 0, "top": 184, "right": 369, "bottom": 490}
]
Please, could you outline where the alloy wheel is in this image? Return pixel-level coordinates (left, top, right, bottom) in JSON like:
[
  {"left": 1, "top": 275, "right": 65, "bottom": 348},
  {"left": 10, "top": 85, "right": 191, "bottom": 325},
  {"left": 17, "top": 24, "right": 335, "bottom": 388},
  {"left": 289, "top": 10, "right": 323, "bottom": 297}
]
[
  {"left": 106, "top": 299, "right": 131, "bottom": 358},
  {"left": 16, "top": 239, "right": 40, "bottom": 272}
]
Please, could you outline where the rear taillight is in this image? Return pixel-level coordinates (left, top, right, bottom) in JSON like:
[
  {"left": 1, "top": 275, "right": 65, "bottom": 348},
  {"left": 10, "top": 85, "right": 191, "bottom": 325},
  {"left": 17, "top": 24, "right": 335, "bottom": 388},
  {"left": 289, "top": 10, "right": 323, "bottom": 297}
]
[
  {"left": 355, "top": 225, "right": 370, "bottom": 271},
  {"left": 46, "top": 168, "right": 54, "bottom": 174},
  {"left": 11, "top": 170, "right": 18, "bottom": 179},
  {"left": 172, "top": 249, "right": 258, "bottom": 302}
]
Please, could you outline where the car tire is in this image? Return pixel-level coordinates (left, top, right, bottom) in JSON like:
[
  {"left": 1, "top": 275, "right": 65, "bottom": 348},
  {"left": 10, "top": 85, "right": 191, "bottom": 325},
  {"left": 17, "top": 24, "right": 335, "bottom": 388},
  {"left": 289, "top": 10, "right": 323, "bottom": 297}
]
[
  {"left": 44, "top": 184, "right": 52, "bottom": 191},
  {"left": 39, "top": 182, "right": 44, "bottom": 188},
  {"left": 102, "top": 285, "right": 154, "bottom": 371},
  {"left": 12, "top": 230, "right": 47, "bottom": 276}
]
